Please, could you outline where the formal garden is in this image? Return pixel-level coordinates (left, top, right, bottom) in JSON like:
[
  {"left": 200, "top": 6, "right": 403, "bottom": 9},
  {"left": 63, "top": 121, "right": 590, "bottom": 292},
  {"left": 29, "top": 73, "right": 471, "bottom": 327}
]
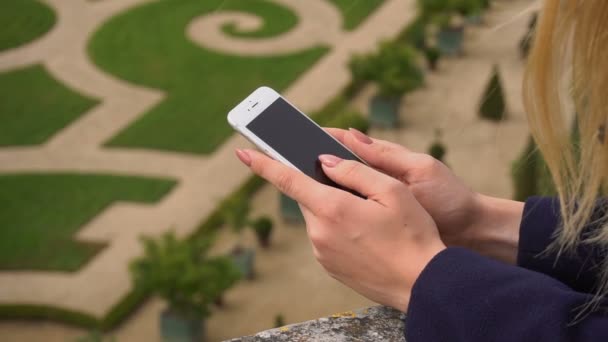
[{"left": 0, "top": 0, "right": 544, "bottom": 341}]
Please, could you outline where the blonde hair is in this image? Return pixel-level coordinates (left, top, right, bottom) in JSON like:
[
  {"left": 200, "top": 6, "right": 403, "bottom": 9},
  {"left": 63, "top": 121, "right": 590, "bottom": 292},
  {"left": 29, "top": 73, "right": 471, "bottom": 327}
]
[{"left": 523, "top": 0, "right": 608, "bottom": 306}]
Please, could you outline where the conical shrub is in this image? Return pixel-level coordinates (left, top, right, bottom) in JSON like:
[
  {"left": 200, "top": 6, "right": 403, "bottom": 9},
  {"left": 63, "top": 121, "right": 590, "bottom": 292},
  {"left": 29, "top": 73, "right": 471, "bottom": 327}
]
[
  {"left": 479, "top": 65, "right": 506, "bottom": 121},
  {"left": 511, "top": 136, "right": 556, "bottom": 201}
]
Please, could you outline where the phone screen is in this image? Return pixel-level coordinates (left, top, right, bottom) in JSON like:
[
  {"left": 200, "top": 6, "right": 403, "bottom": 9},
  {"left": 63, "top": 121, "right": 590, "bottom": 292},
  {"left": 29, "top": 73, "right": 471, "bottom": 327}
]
[{"left": 246, "top": 97, "right": 363, "bottom": 195}]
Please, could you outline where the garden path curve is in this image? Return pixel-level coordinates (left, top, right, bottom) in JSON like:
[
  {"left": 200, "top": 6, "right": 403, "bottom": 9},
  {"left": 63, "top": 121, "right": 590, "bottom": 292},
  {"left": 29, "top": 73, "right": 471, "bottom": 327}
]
[
  {"left": 0, "top": 0, "right": 416, "bottom": 317},
  {"left": 187, "top": 0, "right": 343, "bottom": 56}
]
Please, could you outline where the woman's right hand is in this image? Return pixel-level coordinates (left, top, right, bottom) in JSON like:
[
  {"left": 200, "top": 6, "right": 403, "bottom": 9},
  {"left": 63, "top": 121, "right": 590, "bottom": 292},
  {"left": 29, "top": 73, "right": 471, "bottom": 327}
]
[{"left": 327, "top": 128, "right": 523, "bottom": 263}]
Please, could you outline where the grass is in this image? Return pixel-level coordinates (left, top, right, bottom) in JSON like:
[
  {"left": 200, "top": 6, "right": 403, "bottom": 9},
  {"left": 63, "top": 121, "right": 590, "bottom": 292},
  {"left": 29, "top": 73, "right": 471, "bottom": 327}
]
[
  {"left": 0, "top": 0, "right": 56, "bottom": 52},
  {"left": 89, "top": 0, "right": 328, "bottom": 155},
  {"left": 0, "top": 173, "right": 176, "bottom": 271},
  {"left": 0, "top": 94, "right": 369, "bottom": 329},
  {"left": 328, "top": 0, "right": 386, "bottom": 30},
  {"left": 0, "top": 64, "right": 99, "bottom": 146}
]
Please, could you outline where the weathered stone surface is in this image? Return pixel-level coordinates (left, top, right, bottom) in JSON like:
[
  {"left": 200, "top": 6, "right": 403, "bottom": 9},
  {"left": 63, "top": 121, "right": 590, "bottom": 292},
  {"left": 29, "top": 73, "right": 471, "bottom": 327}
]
[{"left": 225, "top": 306, "right": 406, "bottom": 341}]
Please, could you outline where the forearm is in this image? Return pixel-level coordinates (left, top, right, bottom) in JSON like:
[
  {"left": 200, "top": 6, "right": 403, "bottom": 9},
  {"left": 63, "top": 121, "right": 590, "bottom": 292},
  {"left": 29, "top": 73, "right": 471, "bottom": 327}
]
[{"left": 463, "top": 194, "right": 524, "bottom": 264}]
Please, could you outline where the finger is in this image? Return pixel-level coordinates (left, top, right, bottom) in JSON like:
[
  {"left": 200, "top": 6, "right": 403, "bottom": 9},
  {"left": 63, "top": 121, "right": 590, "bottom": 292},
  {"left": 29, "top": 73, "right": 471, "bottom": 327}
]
[
  {"left": 237, "top": 149, "right": 335, "bottom": 213},
  {"left": 341, "top": 128, "right": 417, "bottom": 181},
  {"left": 324, "top": 127, "right": 349, "bottom": 144},
  {"left": 318, "top": 154, "right": 407, "bottom": 207}
]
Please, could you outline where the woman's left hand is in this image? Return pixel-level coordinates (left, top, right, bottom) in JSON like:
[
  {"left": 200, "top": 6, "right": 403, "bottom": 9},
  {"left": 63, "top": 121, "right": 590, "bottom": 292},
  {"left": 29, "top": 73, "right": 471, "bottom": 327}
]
[{"left": 235, "top": 148, "right": 446, "bottom": 311}]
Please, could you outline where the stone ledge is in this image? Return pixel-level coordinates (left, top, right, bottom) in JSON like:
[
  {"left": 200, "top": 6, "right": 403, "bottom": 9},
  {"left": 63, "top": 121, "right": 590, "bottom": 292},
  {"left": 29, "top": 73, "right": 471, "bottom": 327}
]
[{"left": 226, "top": 306, "right": 406, "bottom": 341}]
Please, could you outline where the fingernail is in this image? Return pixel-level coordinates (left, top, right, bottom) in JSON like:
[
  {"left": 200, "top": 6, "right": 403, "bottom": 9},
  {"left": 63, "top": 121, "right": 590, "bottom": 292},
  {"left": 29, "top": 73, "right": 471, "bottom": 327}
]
[
  {"left": 235, "top": 149, "right": 251, "bottom": 166},
  {"left": 349, "top": 128, "right": 373, "bottom": 144},
  {"left": 319, "top": 154, "right": 342, "bottom": 167}
]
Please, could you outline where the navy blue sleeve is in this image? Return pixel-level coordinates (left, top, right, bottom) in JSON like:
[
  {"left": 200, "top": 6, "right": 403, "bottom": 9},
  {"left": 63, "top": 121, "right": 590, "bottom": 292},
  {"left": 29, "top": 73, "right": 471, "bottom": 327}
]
[
  {"left": 517, "top": 197, "right": 607, "bottom": 293},
  {"left": 405, "top": 247, "right": 608, "bottom": 342}
]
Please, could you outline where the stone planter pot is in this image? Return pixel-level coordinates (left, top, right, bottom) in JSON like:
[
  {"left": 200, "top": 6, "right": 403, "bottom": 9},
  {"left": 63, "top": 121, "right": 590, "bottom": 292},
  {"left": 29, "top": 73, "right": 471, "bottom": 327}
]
[
  {"left": 437, "top": 26, "right": 464, "bottom": 56},
  {"left": 160, "top": 309, "right": 204, "bottom": 342},
  {"left": 369, "top": 95, "right": 400, "bottom": 128},
  {"left": 466, "top": 13, "right": 483, "bottom": 26},
  {"left": 231, "top": 247, "right": 255, "bottom": 280},
  {"left": 256, "top": 233, "right": 271, "bottom": 248},
  {"left": 279, "top": 192, "right": 304, "bottom": 223}
]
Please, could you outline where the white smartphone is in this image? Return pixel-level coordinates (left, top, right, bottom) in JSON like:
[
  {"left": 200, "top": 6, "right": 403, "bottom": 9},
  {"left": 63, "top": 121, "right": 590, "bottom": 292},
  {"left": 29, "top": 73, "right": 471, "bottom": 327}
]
[{"left": 227, "top": 86, "right": 365, "bottom": 196}]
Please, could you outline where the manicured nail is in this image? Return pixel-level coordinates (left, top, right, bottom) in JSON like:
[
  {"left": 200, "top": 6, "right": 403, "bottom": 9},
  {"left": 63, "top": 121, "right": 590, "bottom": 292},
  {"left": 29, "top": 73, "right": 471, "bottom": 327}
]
[
  {"left": 235, "top": 149, "right": 251, "bottom": 166},
  {"left": 319, "top": 154, "right": 342, "bottom": 167},
  {"left": 349, "top": 128, "right": 373, "bottom": 144}
]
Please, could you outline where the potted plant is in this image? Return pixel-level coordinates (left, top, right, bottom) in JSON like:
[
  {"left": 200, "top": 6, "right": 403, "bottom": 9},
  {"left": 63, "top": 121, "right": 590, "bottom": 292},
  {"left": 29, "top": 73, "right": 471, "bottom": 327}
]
[
  {"left": 221, "top": 196, "right": 256, "bottom": 279},
  {"left": 423, "top": 45, "right": 441, "bottom": 71},
  {"left": 428, "top": 128, "right": 447, "bottom": 163},
  {"left": 478, "top": 65, "right": 507, "bottom": 121},
  {"left": 274, "top": 314, "right": 286, "bottom": 328},
  {"left": 75, "top": 331, "right": 115, "bottom": 342},
  {"left": 279, "top": 192, "right": 305, "bottom": 223},
  {"left": 434, "top": 13, "right": 466, "bottom": 56},
  {"left": 455, "top": 0, "right": 484, "bottom": 25},
  {"left": 418, "top": 0, "right": 451, "bottom": 18},
  {"left": 131, "top": 232, "right": 240, "bottom": 342},
  {"left": 250, "top": 216, "right": 274, "bottom": 248},
  {"left": 418, "top": 0, "right": 468, "bottom": 56},
  {"left": 347, "top": 53, "right": 374, "bottom": 97},
  {"left": 353, "top": 41, "right": 423, "bottom": 127}
]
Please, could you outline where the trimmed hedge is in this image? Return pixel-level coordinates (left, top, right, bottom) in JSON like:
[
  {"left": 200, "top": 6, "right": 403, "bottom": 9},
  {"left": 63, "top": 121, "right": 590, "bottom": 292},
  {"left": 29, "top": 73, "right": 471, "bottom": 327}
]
[
  {"left": 99, "top": 285, "right": 149, "bottom": 330},
  {"left": 0, "top": 74, "right": 369, "bottom": 333},
  {"left": 0, "top": 304, "right": 98, "bottom": 329},
  {"left": 90, "top": 0, "right": 327, "bottom": 155}
]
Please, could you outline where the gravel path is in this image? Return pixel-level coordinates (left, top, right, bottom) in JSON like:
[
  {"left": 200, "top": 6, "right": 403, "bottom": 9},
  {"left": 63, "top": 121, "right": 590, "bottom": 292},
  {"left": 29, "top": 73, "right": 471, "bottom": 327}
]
[
  {"left": 0, "top": 0, "right": 416, "bottom": 318},
  {"left": 0, "top": 0, "right": 539, "bottom": 340}
]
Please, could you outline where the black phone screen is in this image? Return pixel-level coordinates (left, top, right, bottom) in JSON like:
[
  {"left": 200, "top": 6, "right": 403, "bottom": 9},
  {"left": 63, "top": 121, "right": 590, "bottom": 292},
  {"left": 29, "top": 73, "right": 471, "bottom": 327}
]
[{"left": 246, "top": 97, "right": 363, "bottom": 194}]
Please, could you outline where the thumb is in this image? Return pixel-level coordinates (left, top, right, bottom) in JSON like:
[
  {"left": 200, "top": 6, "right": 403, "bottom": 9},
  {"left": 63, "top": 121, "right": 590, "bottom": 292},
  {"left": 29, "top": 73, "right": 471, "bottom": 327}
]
[{"left": 318, "top": 154, "right": 407, "bottom": 207}]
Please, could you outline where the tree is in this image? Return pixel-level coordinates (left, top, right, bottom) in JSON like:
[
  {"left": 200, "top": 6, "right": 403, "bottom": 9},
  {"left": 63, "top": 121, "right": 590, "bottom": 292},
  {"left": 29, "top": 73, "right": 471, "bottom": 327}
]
[
  {"left": 349, "top": 40, "right": 424, "bottom": 99},
  {"left": 479, "top": 65, "right": 506, "bottom": 121},
  {"left": 130, "top": 232, "right": 241, "bottom": 318}
]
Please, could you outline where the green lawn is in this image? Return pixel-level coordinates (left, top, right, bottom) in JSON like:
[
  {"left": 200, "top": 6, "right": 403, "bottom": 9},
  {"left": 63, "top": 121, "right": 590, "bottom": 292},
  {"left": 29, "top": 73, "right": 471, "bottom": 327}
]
[
  {"left": 0, "top": 0, "right": 56, "bottom": 52},
  {"left": 0, "top": 174, "right": 176, "bottom": 271},
  {"left": 89, "top": 0, "right": 328, "bottom": 155},
  {"left": 328, "top": 0, "right": 386, "bottom": 30},
  {"left": 0, "top": 65, "right": 99, "bottom": 146}
]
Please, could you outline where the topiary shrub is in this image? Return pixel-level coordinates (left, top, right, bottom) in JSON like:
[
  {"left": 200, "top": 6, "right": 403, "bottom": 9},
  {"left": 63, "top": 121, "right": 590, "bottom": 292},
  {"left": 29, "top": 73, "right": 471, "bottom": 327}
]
[
  {"left": 519, "top": 12, "right": 538, "bottom": 58},
  {"left": 511, "top": 135, "right": 556, "bottom": 201},
  {"left": 479, "top": 65, "right": 507, "bottom": 121},
  {"left": 511, "top": 136, "right": 539, "bottom": 201},
  {"left": 428, "top": 129, "right": 447, "bottom": 162},
  {"left": 452, "top": 0, "right": 483, "bottom": 17},
  {"left": 398, "top": 16, "right": 428, "bottom": 49},
  {"left": 349, "top": 40, "right": 424, "bottom": 127},
  {"left": 424, "top": 46, "right": 441, "bottom": 71},
  {"left": 250, "top": 216, "right": 274, "bottom": 248},
  {"left": 417, "top": 0, "right": 452, "bottom": 18},
  {"left": 274, "top": 314, "right": 285, "bottom": 328},
  {"left": 350, "top": 40, "right": 424, "bottom": 99}
]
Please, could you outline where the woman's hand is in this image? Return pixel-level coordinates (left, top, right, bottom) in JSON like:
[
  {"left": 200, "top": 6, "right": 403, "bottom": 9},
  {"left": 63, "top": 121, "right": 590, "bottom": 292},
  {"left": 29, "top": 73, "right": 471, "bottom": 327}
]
[
  {"left": 235, "top": 148, "right": 446, "bottom": 311},
  {"left": 327, "top": 128, "right": 523, "bottom": 264}
]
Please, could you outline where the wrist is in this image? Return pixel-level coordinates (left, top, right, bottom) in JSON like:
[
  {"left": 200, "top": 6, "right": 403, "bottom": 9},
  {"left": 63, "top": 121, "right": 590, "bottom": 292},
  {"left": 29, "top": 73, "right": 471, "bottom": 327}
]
[
  {"left": 393, "top": 241, "right": 446, "bottom": 312},
  {"left": 464, "top": 194, "right": 524, "bottom": 264}
]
